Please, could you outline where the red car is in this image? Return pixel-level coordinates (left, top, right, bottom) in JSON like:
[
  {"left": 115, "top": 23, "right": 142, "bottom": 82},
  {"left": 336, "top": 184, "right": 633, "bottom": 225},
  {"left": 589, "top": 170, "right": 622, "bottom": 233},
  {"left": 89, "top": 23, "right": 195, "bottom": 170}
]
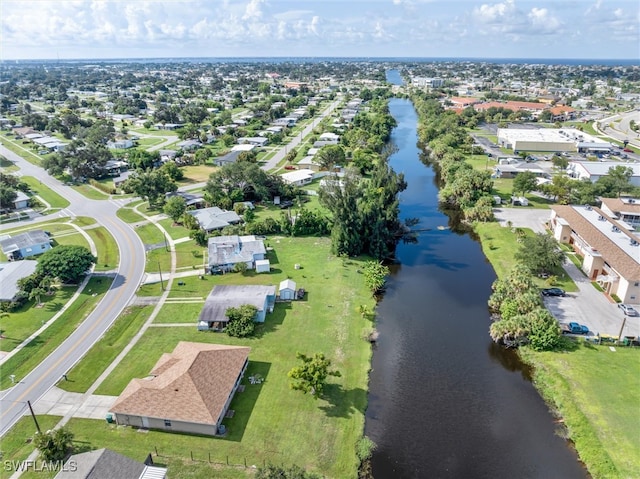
[
  {"left": 284, "top": 165, "right": 296, "bottom": 170},
  {"left": 623, "top": 148, "right": 633, "bottom": 153}
]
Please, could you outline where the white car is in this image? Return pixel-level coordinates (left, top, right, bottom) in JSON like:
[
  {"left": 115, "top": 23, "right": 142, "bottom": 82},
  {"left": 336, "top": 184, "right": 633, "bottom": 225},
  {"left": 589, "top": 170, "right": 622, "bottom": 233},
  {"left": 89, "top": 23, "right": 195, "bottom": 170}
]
[{"left": 618, "top": 304, "right": 639, "bottom": 317}]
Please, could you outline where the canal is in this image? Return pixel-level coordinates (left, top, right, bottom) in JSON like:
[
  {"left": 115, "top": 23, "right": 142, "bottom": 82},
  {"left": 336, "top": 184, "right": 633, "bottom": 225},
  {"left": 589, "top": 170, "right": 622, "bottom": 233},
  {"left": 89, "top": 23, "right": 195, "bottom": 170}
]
[{"left": 364, "top": 79, "right": 588, "bottom": 478}]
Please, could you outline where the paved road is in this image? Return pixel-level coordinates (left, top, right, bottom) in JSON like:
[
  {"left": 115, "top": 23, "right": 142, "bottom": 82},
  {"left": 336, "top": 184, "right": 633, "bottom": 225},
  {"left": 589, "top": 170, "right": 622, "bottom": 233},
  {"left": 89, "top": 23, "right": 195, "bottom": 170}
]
[
  {"left": 261, "top": 100, "right": 340, "bottom": 171},
  {"left": 0, "top": 145, "right": 146, "bottom": 437},
  {"left": 492, "top": 207, "right": 639, "bottom": 338}
]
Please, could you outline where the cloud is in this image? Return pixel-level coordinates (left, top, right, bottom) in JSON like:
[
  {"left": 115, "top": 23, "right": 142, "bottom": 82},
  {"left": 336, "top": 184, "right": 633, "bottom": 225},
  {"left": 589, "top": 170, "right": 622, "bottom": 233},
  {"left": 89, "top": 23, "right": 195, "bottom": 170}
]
[{"left": 472, "top": 0, "right": 563, "bottom": 37}]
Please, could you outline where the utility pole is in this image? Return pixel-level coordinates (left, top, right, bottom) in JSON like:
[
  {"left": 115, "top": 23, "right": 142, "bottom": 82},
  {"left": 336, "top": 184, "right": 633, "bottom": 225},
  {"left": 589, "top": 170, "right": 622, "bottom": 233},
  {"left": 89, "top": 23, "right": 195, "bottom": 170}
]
[
  {"left": 158, "top": 261, "right": 165, "bottom": 291},
  {"left": 617, "top": 316, "right": 627, "bottom": 344},
  {"left": 27, "top": 400, "right": 41, "bottom": 433}
]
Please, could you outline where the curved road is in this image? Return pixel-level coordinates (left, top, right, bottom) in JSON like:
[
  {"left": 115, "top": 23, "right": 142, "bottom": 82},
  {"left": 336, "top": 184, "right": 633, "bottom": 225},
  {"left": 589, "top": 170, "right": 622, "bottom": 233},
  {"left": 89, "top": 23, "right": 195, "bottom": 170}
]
[{"left": 0, "top": 145, "right": 146, "bottom": 437}]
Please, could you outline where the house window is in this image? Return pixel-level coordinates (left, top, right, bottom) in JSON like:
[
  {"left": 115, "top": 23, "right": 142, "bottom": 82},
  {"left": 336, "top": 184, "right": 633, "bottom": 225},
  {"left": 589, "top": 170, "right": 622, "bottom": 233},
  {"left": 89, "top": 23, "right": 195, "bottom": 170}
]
[
  {"left": 164, "top": 419, "right": 172, "bottom": 427},
  {"left": 634, "top": 282, "right": 639, "bottom": 287}
]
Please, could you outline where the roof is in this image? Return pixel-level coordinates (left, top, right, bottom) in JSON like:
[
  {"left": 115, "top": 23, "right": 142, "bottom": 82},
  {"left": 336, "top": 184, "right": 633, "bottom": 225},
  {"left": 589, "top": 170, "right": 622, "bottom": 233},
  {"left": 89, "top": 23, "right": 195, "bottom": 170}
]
[
  {"left": 0, "top": 230, "right": 50, "bottom": 254},
  {"left": 188, "top": 207, "right": 241, "bottom": 231},
  {"left": 552, "top": 205, "right": 640, "bottom": 280},
  {"left": 110, "top": 342, "right": 250, "bottom": 426},
  {"left": 570, "top": 161, "right": 640, "bottom": 177},
  {"left": 281, "top": 169, "right": 315, "bottom": 184},
  {"left": 601, "top": 197, "right": 640, "bottom": 215},
  {"left": 279, "top": 279, "right": 296, "bottom": 291},
  {"left": 0, "top": 261, "right": 38, "bottom": 301},
  {"left": 54, "top": 448, "right": 164, "bottom": 479},
  {"left": 198, "top": 285, "right": 276, "bottom": 323},
  {"left": 208, "top": 234, "right": 265, "bottom": 267}
]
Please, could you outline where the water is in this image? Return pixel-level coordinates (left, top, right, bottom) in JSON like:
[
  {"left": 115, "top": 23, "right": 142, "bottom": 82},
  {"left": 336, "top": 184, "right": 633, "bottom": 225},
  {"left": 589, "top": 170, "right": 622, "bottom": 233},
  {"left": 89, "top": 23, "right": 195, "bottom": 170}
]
[{"left": 364, "top": 89, "right": 588, "bottom": 478}]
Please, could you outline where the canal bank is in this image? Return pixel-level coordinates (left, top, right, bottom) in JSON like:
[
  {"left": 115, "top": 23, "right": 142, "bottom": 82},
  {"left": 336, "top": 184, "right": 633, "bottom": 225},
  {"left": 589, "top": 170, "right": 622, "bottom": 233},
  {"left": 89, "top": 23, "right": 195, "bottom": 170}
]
[{"left": 363, "top": 93, "right": 588, "bottom": 478}]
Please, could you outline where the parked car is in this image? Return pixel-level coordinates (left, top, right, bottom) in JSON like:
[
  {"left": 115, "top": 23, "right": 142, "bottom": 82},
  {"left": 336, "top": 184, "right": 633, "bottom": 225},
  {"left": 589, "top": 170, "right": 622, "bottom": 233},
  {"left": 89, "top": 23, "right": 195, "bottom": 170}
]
[
  {"left": 561, "top": 322, "right": 589, "bottom": 335},
  {"left": 618, "top": 304, "right": 639, "bottom": 317},
  {"left": 541, "top": 288, "right": 566, "bottom": 297},
  {"left": 623, "top": 148, "right": 633, "bottom": 153}
]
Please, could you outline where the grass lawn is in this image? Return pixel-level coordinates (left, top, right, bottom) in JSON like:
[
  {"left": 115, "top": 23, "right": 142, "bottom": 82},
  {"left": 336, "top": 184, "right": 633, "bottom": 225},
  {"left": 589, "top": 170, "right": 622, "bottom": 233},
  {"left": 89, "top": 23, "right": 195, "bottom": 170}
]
[
  {"left": 153, "top": 302, "right": 204, "bottom": 323},
  {"left": 116, "top": 206, "right": 146, "bottom": 224},
  {"left": 0, "top": 286, "right": 76, "bottom": 352},
  {"left": 19, "top": 177, "right": 70, "bottom": 209},
  {"left": 0, "top": 415, "right": 62, "bottom": 479},
  {"left": 134, "top": 222, "right": 165, "bottom": 245},
  {"left": 135, "top": 137, "right": 165, "bottom": 148},
  {"left": 157, "top": 218, "right": 191, "bottom": 240},
  {"left": 474, "top": 221, "right": 578, "bottom": 292},
  {"left": 94, "top": 237, "right": 374, "bottom": 478},
  {"left": 0, "top": 156, "right": 19, "bottom": 171},
  {"left": 57, "top": 306, "right": 154, "bottom": 393},
  {"left": 521, "top": 343, "right": 640, "bottom": 479},
  {"left": 70, "top": 184, "right": 110, "bottom": 200},
  {"left": 0, "top": 277, "right": 113, "bottom": 390},
  {"left": 146, "top": 240, "right": 207, "bottom": 273},
  {"left": 0, "top": 133, "right": 42, "bottom": 166},
  {"left": 178, "top": 164, "right": 218, "bottom": 183},
  {"left": 85, "top": 226, "right": 120, "bottom": 271}
]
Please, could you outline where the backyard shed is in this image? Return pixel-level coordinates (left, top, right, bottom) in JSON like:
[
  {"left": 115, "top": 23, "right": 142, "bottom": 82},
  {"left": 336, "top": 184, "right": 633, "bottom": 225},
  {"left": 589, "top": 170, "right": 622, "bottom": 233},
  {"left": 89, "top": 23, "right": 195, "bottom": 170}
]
[
  {"left": 255, "top": 259, "right": 270, "bottom": 273},
  {"left": 279, "top": 279, "right": 297, "bottom": 300}
]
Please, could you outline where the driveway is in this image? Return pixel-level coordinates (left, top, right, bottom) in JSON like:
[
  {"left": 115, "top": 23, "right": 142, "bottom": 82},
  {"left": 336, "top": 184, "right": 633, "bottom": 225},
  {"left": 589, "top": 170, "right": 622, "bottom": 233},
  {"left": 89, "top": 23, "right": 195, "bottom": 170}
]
[
  {"left": 492, "top": 207, "right": 639, "bottom": 338},
  {"left": 32, "top": 386, "right": 117, "bottom": 420}
]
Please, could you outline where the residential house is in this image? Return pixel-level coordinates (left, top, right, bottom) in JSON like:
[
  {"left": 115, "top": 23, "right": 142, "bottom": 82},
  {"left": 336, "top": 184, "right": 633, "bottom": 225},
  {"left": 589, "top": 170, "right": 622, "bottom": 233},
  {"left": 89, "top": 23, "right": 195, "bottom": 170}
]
[
  {"left": 0, "top": 261, "right": 37, "bottom": 302},
  {"left": 207, "top": 235, "right": 266, "bottom": 273},
  {"left": 550, "top": 205, "right": 640, "bottom": 304},
  {"left": 297, "top": 156, "right": 321, "bottom": 172},
  {"left": 0, "top": 230, "right": 51, "bottom": 260},
  {"left": 197, "top": 285, "right": 276, "bottom": 331},
  {"left": 494, "top": 162, "right": 547, "bottom": 179},
  {"left": 107, "top": 139, "right": 134, "bottom": 149},
  {"left": 281, "top": 169, "right": 315, "bottom": 187},
  {"left": 278, "top": 279, "right": 297, "bottom": 300},
  {"left": 55, "top": 449, "right": 166, "bottom": 479},
  {"left": 188, "top": 207, "right": 241, "bottom": 232},
  {"left": 110, "top": 342, "right": 250, "bottom": 436},
  {"left": 177, "top": 139, "right": 201, "bottom": 151},
  {"left": 318, "top": 132, "right": 340, "bottom": 142},
  {"left": 12, "top": 191, "right": 29, "bottom": 210},
  {"left": 237, "top": 137, "right": 269, "bottom": 147},
  {"left": 166, "top": 191, "right": 206, "bottom": 209}
]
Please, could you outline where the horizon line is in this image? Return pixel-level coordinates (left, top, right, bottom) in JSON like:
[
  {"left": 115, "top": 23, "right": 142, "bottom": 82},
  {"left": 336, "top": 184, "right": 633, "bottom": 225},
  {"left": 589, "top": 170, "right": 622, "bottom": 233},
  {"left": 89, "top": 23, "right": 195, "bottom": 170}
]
[{"left": 1, "top": 55, "right": 639, "bottom": 63}]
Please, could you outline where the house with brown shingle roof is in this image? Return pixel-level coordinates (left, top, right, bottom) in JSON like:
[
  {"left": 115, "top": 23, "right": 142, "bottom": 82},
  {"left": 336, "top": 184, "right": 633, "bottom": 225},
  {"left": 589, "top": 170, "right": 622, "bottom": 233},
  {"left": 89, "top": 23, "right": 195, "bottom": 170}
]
[
  {"left": 600, "top": 197, "right": 640, "bottom": 229},
  {"left": 110, "top": 342, "right": 250, "bottom": 436},
  {"left": 550, "top": 205, "right": 640, "bottom": 304}
]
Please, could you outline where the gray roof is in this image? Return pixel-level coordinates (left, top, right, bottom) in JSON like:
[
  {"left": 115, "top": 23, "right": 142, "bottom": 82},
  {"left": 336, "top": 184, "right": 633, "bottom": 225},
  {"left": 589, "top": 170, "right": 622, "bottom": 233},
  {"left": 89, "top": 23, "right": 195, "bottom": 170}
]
[
  {"left": 208, "top": 235, "right": 265, "bottom": 267},
  {"left": 166, "top": 191, "right": 205, "bottom": 207},
  {"left": 0, "top": 261, "right": 37, "bottom": 301},
  {"left": 198, "top": 285, "right": 276, "bottom": 323},
  {"left": 0, "top": 230, "right": 50, "bottom": 254},
  {"left": 188, "top": 207, "right": 241, "bottom": 231},
  {"left": 54, "top": 448, "right": 165, "bottom": 479}
]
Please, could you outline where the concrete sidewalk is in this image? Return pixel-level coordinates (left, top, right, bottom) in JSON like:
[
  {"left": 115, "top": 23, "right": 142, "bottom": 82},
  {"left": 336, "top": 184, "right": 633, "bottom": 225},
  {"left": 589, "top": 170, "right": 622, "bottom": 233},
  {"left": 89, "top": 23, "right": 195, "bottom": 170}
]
[
  {"left": 142, "top": 268, "right": 205, "bottom": 284},
  {"left": 32, "top": 387, "right": 117, "bottom": 420}
]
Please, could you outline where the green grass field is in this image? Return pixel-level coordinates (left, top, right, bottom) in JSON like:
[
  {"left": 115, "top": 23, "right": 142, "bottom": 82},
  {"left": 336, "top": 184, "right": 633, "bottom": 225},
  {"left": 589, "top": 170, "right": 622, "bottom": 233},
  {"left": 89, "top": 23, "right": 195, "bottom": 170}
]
[
  {"left": 521, "top": 343, "right": 640, "bottom": 479},
  {"left": 0, "top": 286, "right": 76, "bottom": 352},
  {"left": 146, "top": 240, "right": 207, "bottom": 273},
  {"left": 70, "top": 184, "right": 110, "bottom": 200},
  {"left": 0, "top": 416, "right": 62, "bottom": 479},
  {"left": 85, "top": 226, "right": 120, "bottom": 271},
  {"left": 0, "top": 156, "right": 19, "bottom": 172},
  {"left": 157, "top": 218, "right": 191, "bottom": 240},
  {"left": 57, "top": 305, "right": 154, "bottom": 393},
  {"left": 17, "top": 176, "right": 70, "bottom": 210},
  {"left": 474, "top": 222, "right": 578, "bottom": 292},
  {"left": 116, "top": 206, "right": 146, "bottom": 224},
  {"left": 0, "top": 133, "right": 42, "bottom": 166},
  {"left": 0, "top": 277, "right": 113, "bottom": 390},
  {"left": 92, "top": 236, "right": 374, "bottom": 478}
]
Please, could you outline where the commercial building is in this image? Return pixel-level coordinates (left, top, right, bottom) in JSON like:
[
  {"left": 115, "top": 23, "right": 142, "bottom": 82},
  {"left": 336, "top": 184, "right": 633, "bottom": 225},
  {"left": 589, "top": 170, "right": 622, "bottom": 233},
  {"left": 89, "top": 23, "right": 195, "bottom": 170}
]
[
  {"left": 567, "top": 161, "right": 640, "bottom": 186},
  {"left": 497, "top": 128, "right": 610, "bottom": 154}
]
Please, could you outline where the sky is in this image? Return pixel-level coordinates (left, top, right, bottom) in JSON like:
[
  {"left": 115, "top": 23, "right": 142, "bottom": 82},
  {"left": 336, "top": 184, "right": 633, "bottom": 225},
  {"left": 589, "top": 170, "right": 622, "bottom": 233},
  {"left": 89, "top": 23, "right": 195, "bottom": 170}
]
[{"left": 1, "top": 0, "right": 638, "bottom": 60}]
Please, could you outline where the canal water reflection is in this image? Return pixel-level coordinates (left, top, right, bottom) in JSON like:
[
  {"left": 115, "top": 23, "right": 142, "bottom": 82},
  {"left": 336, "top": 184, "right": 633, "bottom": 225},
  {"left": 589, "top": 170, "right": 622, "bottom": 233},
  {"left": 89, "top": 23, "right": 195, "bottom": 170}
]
[{"left": 364, "top": 92, "right": 588, "bottom": 478}]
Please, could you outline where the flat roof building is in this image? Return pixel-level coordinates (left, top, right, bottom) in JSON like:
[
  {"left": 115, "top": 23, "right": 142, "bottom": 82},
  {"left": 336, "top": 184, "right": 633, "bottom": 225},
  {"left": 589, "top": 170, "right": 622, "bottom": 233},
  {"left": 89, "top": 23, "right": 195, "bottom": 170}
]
[{"left": 497, "top": 128, "right": 607, "bottom": 154}]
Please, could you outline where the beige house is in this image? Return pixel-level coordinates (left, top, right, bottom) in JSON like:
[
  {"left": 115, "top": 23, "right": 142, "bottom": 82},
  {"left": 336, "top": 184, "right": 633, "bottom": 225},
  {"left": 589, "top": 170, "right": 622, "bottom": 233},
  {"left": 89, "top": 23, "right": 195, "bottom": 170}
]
[
  {"left": 110, "top": 342, "right": 250, "bottom": 436},
  {"left": 550, "top": 205, "right": 640, "bottom": 304},
  {"left": 600, "top": 197, "right": 640, "bottom": 230}
]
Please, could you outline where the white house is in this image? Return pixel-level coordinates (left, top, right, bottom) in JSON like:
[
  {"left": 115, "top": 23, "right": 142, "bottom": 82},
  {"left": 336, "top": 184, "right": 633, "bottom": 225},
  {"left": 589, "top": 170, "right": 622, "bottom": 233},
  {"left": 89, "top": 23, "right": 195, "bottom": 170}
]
[
  {"left": 207, "top": 235, "right": 266, "bottom": 273},
  {"left": 281, "top": 169, "right": 315, "bottom": 187}
]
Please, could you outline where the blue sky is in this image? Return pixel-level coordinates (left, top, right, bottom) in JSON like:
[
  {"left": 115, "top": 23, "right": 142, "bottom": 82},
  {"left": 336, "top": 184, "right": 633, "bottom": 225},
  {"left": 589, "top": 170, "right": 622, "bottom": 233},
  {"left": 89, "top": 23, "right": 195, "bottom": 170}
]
[{"left": 1, "top": 0, "right": 638, "bottom": 60}]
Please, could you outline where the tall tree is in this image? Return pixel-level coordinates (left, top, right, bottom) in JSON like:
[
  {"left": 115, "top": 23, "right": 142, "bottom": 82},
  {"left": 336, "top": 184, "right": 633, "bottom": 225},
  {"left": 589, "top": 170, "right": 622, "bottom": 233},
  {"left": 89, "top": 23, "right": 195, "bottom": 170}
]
[
  {"left": 163, "top": 196, "right": 187, "bottom": 223},
  {"left": 36, "top": 245, "right": 96, "bottom": 284},
  {"left": 512, "top": 171, "right": 539, "bottom": 197},
  {"left": 122, "top": 169, "right": 177, "bottom": 207},
  {"left": 515, "top": 233, "right": 565, "bottom": 276}
]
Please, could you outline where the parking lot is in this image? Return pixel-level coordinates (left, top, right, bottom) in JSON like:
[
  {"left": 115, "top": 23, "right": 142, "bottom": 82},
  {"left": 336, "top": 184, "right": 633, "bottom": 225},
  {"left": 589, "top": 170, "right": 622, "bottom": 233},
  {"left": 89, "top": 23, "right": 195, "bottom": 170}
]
[{"left": 493, "top": 208, "right": 640, "bottom": 339}]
